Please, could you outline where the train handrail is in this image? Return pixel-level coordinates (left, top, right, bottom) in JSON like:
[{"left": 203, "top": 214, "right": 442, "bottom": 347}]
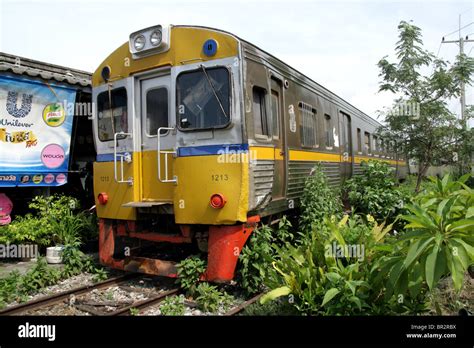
[
  {"left": 157, "top": 127, "right": 177, "bottom": 184},
  {"left": 113, "top": 132, "right": 133, "bottom": 185}
]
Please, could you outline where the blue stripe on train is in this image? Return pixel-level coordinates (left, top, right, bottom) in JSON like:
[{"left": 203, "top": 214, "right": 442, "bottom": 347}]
[
  {"left": 96, "top": 144, "right": 249, "bottom": 161},
  {"left": 96, "top": 153, "right": 119, "bottom": 162},
  {"left": 178, "top": 144, "right": 248, "bottom": 157}
]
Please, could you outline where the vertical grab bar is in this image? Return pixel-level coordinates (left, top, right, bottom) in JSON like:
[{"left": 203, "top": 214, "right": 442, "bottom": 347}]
[
  {"left": 157, "top": 127, "right": 177, "bottom": 183},
  {"left": 113, "top": 131, "right": 133, "bottom": 184}
]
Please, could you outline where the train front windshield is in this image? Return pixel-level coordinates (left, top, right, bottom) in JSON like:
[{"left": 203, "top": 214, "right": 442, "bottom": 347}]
[{"left": 176, "top": 66, "right": 230, "bottom": 130}]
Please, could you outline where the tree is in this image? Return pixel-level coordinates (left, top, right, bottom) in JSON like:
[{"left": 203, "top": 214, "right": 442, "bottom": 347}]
[{"left": 377, "top": 21, "right": 474, "bottom": 191}]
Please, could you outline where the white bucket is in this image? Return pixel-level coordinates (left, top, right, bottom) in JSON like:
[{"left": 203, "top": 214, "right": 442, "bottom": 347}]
[{"left": 46, "top": 246, "right": 65, "bottom": 264}]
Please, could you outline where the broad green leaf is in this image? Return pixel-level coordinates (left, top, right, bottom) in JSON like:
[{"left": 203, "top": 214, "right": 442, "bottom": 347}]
[
  {"left": 425, "top": 244, "right": 446, "bottom": 291},
  {"left": 457, "top": 173, "right": 471, "bottom": 185},
  {"left": 325, "top": 272, "right": 341, "bottom": 283},
  {"left": 386, "top": 262, "right": 404, "bottom": 299},
  {"left": 452, "top": 238, "right": 474, "bottom": 260},
  {"left": 322, "top": 288, "right": 340, "bottom": 306},
  {"left": 441, "top": 174, "right": 450, "bottom": 193},
  {"left": 408, "top": 261, "right": 423, "bottom": 298},
  {"left": 260, "top": 286, "right": 291, "bottom": 304},
  {"left": 349, "top": 296, "right": 362, "bottom": 310},
  {"left": 465, "top": 206, "right": 474, "bottom": 218},
  {"left": 449, "top": 240, "right": 470, "bottom": 270},
  {"left": 395, "top": 269, "right": 409, "bottom": 297},
  {"left": 445, "top": 248, "right": 465, "bottom": 292},
  {"left": 449, "top": 218, "right": 474, "bottom": 232},
  {"left": 403, "top": 237, "right": 435, "bottom": 270}
]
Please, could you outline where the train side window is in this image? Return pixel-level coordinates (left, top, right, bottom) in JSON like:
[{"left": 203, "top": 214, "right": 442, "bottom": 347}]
[
  {"left": 299, "top": 102, "right": 318, "bottom": 148},
  {"left": 271, "top": 91, "right": 280, "bottom": 139},
  {"left": 357, "top": 128, "right": 362, "bottom": 153},
  {"left": 364, "top": 131, "right": 371, "bottom": 154},
  {"left": 380, "top": 138, "right": 385, "bottom": 157},
  {"left": 253, "top": 87, "right": 270, "bottom": 137},
  {"left": 97, "top": 87, "right": 128, "bottom": 142},
  {"left": 324, "top": 114, "right": 332, "bottom": 148},
  {"left": 146, "top": 87, "right": 168, "bottom": 136}
]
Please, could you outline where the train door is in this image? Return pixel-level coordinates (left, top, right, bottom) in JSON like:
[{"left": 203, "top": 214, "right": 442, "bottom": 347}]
[
  {"left": 339, "top": 111, "right": 353, "bottom": 180},
  {"left": 139, "top": 74, "right": 175, "bottom": 203},
  {"left": 270, "top": 76, "right": 286, "bottom": 200}
]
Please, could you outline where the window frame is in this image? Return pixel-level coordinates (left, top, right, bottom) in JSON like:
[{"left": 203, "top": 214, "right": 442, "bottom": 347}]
[
  {"left": 270, "top": 90, "right": 280, "bottom": 140},
  {"left": 364, "top": 131, "right": 371, "bottom": 155},
  {"left": 252, "top": 85, "right": 272, "bottom": 140},
  {"left": 175, "top": 66, "right": 232, "bottom": 132},
  {"left": 144, "top": 86, "right": 170, "bottom": 138},
  {"left": 357, "top": 128, "right": 362, "bottom": 154},
  {"left": 324, "top": 113, "right": 333, "bottom": 149},
  {"left": 97, "top": 87, "right": 129, "bottom": 142},
  {"left": 299, "top": 101, "right": 319, "bottom": 149}
]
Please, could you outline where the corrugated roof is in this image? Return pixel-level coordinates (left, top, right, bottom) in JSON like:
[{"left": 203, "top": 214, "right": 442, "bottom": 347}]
[{"left": 0, "top": 52, "right": 91, "bottom": 87}]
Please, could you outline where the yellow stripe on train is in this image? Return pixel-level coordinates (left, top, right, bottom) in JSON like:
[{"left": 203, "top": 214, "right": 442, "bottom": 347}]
[{"left": 249, "top": 146, "right": 406, "bottom": 166}]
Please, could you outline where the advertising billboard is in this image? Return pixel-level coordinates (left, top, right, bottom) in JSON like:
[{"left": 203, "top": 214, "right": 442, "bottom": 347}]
[{"left": 0, "top": 75, "right": 77, "bottom": 187}]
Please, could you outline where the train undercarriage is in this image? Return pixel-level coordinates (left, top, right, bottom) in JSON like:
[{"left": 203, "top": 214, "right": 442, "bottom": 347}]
[{"left": 98, "top": 215, "right": 260, "bottom": 282}]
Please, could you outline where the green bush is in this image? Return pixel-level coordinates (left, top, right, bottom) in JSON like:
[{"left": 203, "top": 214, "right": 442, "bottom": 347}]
[
  {"left": 382, "top": 173, "right": 474, "bottom": 303},
  {"left": 159, "top": 295, "right": 186, "bottom": 316},
  {"left": 237, "top": 224, "right": 273, "bottom": 295},
  {"left": 195, "top": 282, "right": 234, "bottom": 313},
  {"left": 0, "top": 194, "right": 97, "bottom": 248},
  {"left": 300, "top": 164, "right": 343, "bottom": 232},
  {"left": 176, "top": 255, "right": 206, "bottom": 295},
  {"left": 344, "top": 160, "right": 408, "bottom": 224},
  {"left": 237, "top": 216, "right": 294, "bottom": 295},
  {"left": 261, "top": 215, "right": 394, "bottom": 315}
]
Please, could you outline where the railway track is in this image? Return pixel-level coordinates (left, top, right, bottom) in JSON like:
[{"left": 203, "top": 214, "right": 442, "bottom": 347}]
[{"left": 0, "top": 273, "right": 261, "bottom": 316}]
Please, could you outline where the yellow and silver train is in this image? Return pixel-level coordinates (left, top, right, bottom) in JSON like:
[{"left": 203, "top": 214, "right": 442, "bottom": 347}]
[{"left": 92, "top": 25, "right": 407, "bottom": 282}]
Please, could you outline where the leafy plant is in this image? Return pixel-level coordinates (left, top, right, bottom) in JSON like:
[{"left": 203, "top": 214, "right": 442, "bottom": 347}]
[
  {"left": 344, "top": 160, "right": 408, "bottom": 224},
  {"left": 237, "top": 224, "right": 274, "bottom": 295},
  {"left": 261, "top": 215, "right": 393, "bottom": 315},
  {"left": 0, "top": 194, "right": 97, "bottom": 248},
  {"left": 300, "top": 164, "right": 343, "bottom": 232},
  {"left": 383, "top": 174, "right": 474, "bottom": 299},
  {"left": 176, "top": 256, "right": 206, "bottom": 294},
  {"left": 129, "top": 307, "right": 140, "bottom": 316},
  {"left": 237, "top": 216, "right": 295, "bottom": 295},
  {"left": 195, "top": 282, "right": 234, "bottom": 313},
  {"left": 159, "top": 295, "right": 186, "bottom": 316}
]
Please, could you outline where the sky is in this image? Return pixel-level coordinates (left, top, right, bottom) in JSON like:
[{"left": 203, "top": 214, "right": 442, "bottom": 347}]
[{"left": 0, "top": 0, "right": 473, "bottom": 121}]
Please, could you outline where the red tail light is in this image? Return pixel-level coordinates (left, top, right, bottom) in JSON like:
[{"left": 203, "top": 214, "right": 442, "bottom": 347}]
[
  {"left": 98, "top": 192, "right": 108, "bottom": 205},
  {"left": 210, "top": 193, "right": 226, "bottom": 209}
]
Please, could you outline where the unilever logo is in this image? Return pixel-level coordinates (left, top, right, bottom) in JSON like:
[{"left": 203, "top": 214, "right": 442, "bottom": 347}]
[{"left": 6, "top": 91, "right": 33, "bottom": 118}]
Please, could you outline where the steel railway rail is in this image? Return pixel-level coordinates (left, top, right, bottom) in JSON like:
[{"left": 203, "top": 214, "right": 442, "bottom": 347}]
[{"left": 0, "top": 272, "right": 260, "bottom": 316}]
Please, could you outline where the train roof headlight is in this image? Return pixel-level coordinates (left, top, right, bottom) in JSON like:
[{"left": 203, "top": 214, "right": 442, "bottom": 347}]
[
  {"left": 129, "top": 25, "right": 171, "bottom": 59},
  {"left": 150, "top": 30, "right": 162, "bottom": 46},
  {"left": 134, "top": 35, "right": 146, "bottom": 51}
]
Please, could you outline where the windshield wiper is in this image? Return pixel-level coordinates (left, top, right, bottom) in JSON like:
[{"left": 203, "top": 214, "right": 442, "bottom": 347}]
[{"left": 200, "top": 64, "right": 228, "bottom": 119}]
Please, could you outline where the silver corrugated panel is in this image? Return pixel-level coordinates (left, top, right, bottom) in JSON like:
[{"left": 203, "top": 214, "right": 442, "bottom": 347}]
[
  {"left": 287, "top": 161, "right": 340, "bottom": 199},
  {"left": 251, "top": 159, "right": 275, "bottom": 201},
  {"left": 353, "top": 163, "right": 364, "bottom": 176}
]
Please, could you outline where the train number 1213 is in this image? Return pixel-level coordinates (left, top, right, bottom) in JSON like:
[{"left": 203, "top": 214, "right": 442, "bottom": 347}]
[{"left": 211, "top": 174, "right": 229, "bottom": 182}]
